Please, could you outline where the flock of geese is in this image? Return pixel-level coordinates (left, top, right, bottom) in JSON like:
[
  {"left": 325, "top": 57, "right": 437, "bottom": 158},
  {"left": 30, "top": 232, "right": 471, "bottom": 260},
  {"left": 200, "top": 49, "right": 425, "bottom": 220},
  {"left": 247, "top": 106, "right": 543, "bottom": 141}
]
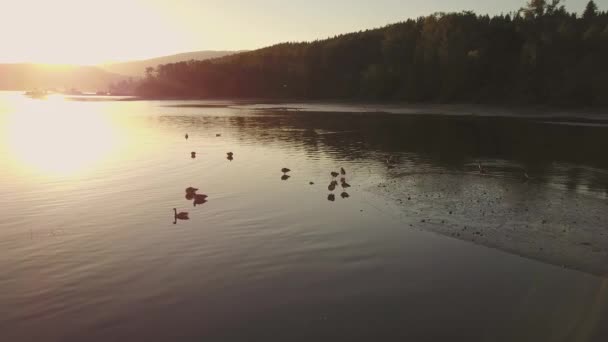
[
  {"left": 327, "top": 167, "right": 351, "bottom": 201},
  {"left": 175, "top": 130, "right": 535, "bottom": 223},
  {"left": 174, "top": 130, "right": 533, "bottom": 223},
  {"left": 173, "top": 133, "right": 214, "bottom": 224},
  {"left": 282, "top": 166, "right": 352, "bottom": 201},
  {"left": 173, "top": 132, "right": 354, "bottom": 223},
  {"left": 173, "top": 187, "right": 209, "bottom": 224}
]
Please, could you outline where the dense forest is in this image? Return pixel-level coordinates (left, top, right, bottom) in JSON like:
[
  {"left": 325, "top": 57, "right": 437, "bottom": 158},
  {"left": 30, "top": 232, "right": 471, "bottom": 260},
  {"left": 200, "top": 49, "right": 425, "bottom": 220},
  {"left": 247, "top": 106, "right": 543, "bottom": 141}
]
[{"left": 135, "top": 0, "right": 608, "bottom": 105}]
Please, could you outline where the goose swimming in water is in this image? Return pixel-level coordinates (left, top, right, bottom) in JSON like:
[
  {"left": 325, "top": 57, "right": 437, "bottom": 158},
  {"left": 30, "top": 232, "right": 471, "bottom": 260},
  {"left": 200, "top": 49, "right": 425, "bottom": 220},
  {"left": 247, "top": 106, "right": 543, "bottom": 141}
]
[
  {"left": 186, "top": 187, "right": 198, "bottom": 194},
  {"left": 282, "top": 168, "right": 291, "bottom": 173},
  {"left": 173, "top": 208, "right": 189, "bottom": 220},
  {"left": 341, "top": 180, "right": 351, "bottom": 188},
  {"left": 330, "top": 171, "right": 339, "bottom": 178},
  {"left": 328, "top": 194, "right": 336, "bottom": 202},
  {"left": 193, "top": 194, "right": 208, "bottom": 206},
  {"left": 328, "top": 180, "right": 338, "bottom": 191}
]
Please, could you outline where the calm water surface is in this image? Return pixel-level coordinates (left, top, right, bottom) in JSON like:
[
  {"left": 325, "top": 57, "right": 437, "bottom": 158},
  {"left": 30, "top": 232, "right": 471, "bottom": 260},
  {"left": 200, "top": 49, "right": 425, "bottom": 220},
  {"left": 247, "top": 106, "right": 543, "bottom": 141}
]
[{"left": 1, "top": 92, "right": 608, "bottom": 341}]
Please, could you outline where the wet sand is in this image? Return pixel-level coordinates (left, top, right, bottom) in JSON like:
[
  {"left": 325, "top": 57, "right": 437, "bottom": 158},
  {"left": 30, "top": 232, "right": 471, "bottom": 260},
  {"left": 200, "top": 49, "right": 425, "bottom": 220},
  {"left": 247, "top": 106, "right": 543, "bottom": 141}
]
[{"left": 370, "top": 171, "right": 608, "bottom": 276}]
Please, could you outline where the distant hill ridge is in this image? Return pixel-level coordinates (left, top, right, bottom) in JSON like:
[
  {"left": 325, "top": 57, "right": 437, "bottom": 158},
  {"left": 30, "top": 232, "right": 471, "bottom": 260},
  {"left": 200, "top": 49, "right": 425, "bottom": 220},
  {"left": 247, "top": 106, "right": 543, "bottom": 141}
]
[
  {"left": 0, "top": 64, "right": 126, "bottom": 91},
  {"left": 0, "top": 50, "right": 239, "bottom": 91},
  {"left": 99, "top": 50, "right": 241, "bottom": 77}
]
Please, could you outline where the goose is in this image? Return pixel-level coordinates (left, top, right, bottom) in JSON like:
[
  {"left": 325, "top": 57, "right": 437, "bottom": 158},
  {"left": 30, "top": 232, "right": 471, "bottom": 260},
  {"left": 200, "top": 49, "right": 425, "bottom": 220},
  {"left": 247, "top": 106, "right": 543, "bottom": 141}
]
[
  {"left": 281, "top": 168, "right": 291, "bottom": 173},
  {"left": 328, "top": 180, "right": 338, "bottom": 191},
  {"left": 330, "top": 171, "right": 339, "bottom": 178},
  {"left": 341, "top": 180, "right": 351, "bottom": 188},
  {"left": 173, "top": 208, "right": 189, "bottom": 220},
  {"left": 194, "top": 194, "right": 208, "bottom": 201},
  {"left": 185, "top": 193, "right": 195, "bottom": 200},
  {"left": 185, "top": 187, "right": 198, "bottom": 193},
  {"left": 227, "top": 152, "right": 234, "bottom": 156},
  {"left": 327, "top": 194, "right": 336, "bottom": 202},
  {"left": 281, "top": 174, "right": 291, "bottom": 181},
  {"left": 194, "top": 199, "right": 208, "bottom": 207},
  {"left": 340, "top": 167, "right": 346, "bottom": 176},
  {"left": 193, "top": 194, "right": 208, "bottom": 206},
  {"left": 341, "top": 192, "right": 350, "bottom": 199}
]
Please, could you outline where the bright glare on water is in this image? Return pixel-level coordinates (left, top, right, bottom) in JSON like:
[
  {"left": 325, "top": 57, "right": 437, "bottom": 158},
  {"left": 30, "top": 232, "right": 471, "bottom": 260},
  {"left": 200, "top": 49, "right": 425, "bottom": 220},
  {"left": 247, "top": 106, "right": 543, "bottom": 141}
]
[{"left": 1, "top": 91, "right": 608, "bottom": 341}]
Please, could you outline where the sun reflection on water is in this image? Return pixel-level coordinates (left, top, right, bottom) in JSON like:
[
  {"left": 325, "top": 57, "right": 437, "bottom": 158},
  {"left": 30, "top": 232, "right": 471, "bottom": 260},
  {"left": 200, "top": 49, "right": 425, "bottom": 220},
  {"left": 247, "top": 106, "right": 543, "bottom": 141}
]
[{"left": 1, "top": 95, "right": 125, "bottom": 177}]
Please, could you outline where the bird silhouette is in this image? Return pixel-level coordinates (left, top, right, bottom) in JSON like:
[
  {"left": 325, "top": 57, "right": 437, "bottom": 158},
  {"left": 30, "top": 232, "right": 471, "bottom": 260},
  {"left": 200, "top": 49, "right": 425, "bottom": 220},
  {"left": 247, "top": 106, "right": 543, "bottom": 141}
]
[
  {"left": 194, "top": 194, "right": 208, "bottom": 201},
  {"left": 328, "top": 194, "right": 336, "bottom": 202},
  {"left": 341, "top": 180, "right": 351, "bottom": 188},
  {"left": 282, "top": 168, "right": 291, "bottom": 173},
  {"left": 340, "top": 167, "right": 346, "bottom": 176},
  {"left": 341, "top": 192, "right": 350, "bottom": 199},
  {"left": 216, "top": 133, "right": 221, "bottom": 137},
  {"left": 185, "top": 134, "right": 189, "bottom": 140},
  {"left": 173, "top": 208, "right": 190, "bottom": 224},
  {"left": 185, "top": 193, "right": 195, "bottom": 200},
  {"left": 191, "top": 152, "right": 196, "bottom": 159},
  {"left": 227, "top": 155, "right": 234, "bottom": 162},
  {"left": 227, "top": 152, "right": 234, "bottom": 156},
  {"left": 330, "top": 171, "right": 339, "bottom": 178},
  {"left": 193, "top": 194, "right": 209, "bottom": 206},
  {"left": 328, "top": 180, "right": 338, "bottom": 191},
  {"left": 185, "top": 187, "right": 198, "bottom": 194},
  {"left": 281, "top": 174, "right": 291, "bottom": 181}
]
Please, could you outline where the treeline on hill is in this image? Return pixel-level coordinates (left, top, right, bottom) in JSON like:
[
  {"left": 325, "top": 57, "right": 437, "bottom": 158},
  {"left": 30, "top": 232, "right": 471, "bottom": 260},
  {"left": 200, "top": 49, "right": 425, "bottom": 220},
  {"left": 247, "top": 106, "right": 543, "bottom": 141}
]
[{"left": 135, "top": 0, "right": 608, "bottom": 105}]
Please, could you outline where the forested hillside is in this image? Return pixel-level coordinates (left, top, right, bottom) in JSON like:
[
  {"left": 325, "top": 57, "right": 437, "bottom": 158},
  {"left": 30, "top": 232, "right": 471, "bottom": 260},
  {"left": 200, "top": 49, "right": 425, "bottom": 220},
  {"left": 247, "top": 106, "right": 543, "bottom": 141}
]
[{"left": 137, "top": 0, "right": 608, "bottom": 105}]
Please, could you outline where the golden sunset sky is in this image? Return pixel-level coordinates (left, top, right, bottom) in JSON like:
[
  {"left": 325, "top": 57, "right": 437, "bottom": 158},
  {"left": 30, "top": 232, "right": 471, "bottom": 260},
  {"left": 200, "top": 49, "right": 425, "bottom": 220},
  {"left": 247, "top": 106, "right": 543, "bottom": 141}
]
[{"left": 0, "top": 0, "right": 596, "bottom": 65}]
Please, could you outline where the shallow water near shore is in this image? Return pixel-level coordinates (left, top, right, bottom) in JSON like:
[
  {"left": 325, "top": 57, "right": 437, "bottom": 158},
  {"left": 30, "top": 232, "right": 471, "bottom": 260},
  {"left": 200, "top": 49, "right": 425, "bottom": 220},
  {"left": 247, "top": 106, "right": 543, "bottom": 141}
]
[{"left": 1, "top": 92, "right": 608, "bottom": 341}]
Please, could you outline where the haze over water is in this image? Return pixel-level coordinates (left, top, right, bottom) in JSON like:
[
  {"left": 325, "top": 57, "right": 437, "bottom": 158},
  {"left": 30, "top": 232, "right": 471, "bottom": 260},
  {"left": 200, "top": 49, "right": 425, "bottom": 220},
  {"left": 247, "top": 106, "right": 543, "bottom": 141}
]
[{"left": 1, "top": 92, "right": 608, "bottom": 341}]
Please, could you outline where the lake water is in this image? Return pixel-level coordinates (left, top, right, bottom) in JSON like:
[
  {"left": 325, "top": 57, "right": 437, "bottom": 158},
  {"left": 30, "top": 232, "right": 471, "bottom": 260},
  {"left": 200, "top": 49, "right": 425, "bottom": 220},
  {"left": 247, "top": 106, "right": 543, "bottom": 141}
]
[{"left": 1, "top": 92, "right": 608, "bottom": 341}]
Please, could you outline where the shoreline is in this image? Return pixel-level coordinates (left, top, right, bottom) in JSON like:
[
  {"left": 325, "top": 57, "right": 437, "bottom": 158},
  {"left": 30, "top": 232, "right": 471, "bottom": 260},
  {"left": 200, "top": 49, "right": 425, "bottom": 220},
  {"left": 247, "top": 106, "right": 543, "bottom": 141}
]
[{"left": 368, "top": 172, "right": 608, "bottom": 277}]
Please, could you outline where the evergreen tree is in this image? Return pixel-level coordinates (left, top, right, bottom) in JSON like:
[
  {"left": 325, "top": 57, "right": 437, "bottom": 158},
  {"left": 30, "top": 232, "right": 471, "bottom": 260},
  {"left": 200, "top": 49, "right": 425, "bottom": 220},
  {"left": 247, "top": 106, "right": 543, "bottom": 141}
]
[{"left": 584, "top": 1, "right": 599, "bottom": 19}]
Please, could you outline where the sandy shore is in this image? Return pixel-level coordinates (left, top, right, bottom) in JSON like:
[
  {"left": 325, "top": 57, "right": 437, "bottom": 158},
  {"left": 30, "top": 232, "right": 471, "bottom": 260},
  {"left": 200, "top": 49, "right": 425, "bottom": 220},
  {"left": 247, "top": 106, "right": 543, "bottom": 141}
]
[{"left": 369, "top": 171, "right": 608, "bottom": 276}]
